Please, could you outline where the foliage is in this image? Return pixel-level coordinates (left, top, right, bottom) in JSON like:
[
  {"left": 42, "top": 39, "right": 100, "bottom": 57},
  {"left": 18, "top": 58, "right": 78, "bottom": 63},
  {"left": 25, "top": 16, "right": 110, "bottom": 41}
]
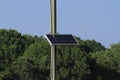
[
  {"left": 90, "top": 43, "right": 120, "bottom": 80},
  {"left": 56, "top": 45, "right": 90, "bottom": 80},
  {"left": 1, "top": 29, "right": 120, "bottom": 80},
  {"left": 76, "top": 37, "right": 105, "bottom": 53},
  {"left": 0, "top": 29, "right": 29, "bottom": 72}
]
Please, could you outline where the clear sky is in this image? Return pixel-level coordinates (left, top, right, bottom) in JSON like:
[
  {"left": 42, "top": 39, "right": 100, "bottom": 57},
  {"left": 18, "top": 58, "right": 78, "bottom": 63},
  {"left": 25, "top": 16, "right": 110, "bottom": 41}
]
[{"left": 0, "top": 0, "right": 120, "bottom": 48}]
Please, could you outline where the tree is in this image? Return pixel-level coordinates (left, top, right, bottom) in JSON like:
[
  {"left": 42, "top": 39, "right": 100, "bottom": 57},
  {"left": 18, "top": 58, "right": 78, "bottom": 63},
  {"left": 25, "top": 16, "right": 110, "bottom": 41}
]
[
  {"left": 90, "top": 43, "right": 120, "bottom": 80},
  {"left": 1, "top": 29, "right": 112, "bottom": 80},
  {"left": 1, "top": 37, "right": 92, "bottom": 80},
  {"left": 0, "top": 29, "right": 27, "bottom": 71},
  {"left": 56, "top": 45, "right": 90, "bottom": 80},
  {"left": 2, "top": 39, "right": 51, "bottom": 80},
  {"left": 78, "top": 39, "right": 105, "bottom": 53}
]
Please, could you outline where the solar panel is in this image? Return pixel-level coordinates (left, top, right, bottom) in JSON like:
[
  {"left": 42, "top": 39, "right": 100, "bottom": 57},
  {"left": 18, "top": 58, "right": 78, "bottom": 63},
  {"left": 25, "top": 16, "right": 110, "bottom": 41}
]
[{"left": 45, "top": 34, "right": 78, "bottom": 45}]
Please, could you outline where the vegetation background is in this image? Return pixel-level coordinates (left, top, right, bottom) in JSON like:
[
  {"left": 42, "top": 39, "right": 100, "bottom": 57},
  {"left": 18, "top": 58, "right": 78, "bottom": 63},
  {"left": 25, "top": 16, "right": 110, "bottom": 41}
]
[{"left": 0, "top": 29, "right": 120, "bottom": 80}]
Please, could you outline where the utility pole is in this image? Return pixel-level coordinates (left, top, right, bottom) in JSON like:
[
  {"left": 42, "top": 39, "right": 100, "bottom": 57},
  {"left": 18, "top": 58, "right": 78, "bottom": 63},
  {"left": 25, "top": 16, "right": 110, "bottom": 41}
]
[{"left": 50, "top": 0, "right": 56, "bottom": 80}]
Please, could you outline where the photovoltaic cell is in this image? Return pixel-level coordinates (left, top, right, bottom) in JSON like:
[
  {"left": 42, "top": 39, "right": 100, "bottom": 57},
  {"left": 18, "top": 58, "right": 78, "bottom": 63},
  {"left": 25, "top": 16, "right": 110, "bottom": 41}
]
[
  {"left": 46, "top": 34, "right": 57, "bottom": 44},
  {"left": 46, "top": 34, "right": 77, "bottom": 45}
]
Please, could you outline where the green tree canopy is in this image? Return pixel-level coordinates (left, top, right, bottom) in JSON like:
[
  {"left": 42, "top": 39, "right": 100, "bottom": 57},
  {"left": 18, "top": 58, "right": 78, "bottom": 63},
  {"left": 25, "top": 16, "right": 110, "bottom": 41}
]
[
  {"left": 90, "top": 43, "right": 120, "bottom": 80},
  {"left": 2, "top": 29, "right": 118, "bottom": 80}
]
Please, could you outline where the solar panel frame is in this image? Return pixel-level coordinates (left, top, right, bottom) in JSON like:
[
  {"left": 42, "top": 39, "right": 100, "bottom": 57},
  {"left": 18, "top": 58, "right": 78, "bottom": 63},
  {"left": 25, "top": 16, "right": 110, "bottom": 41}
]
[{"left": 45, "top": 34, "right": 78, "bottom": 45}]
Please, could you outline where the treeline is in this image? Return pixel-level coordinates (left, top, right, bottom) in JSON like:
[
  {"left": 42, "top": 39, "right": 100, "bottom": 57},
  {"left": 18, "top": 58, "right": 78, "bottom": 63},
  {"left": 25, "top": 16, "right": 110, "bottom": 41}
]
[{"left": 0, "top": 29, "right": 120, "bottom": 80}]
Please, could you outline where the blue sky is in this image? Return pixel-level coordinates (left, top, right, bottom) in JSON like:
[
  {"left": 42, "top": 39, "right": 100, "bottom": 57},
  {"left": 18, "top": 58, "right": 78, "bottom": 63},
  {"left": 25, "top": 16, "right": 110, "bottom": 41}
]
[{"left": 0, "top": 0, "right": 120, "bottom": 48}]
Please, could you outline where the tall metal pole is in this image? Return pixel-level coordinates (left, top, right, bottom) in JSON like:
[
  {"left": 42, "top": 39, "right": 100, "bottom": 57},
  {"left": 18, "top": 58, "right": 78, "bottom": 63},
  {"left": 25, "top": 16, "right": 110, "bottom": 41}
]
[{"left": 50, "top": 0, "right": 56, "bottom": 80}]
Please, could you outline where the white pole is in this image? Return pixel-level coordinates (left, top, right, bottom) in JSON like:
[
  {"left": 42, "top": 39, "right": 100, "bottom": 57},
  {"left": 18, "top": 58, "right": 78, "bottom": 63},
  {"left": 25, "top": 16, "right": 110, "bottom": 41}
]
[
  {"left": 50, "top": 0, "right": 56, "bottom": 33},
  {"left": 50, "top": 0, "right": 56, "bottom": 80}
]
